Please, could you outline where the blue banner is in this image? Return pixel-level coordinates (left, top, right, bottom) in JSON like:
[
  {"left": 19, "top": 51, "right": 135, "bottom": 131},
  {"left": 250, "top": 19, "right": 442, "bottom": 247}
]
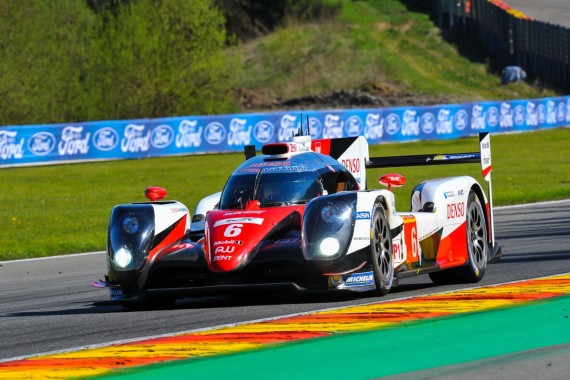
[{"left": 1, "top": 96, "right": 569, "bottom": 168}]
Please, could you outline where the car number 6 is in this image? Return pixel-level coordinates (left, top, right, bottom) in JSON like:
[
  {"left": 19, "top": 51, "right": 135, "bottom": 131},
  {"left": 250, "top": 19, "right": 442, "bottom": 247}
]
[{"left": 224, "top": 223, "right": 243, "bottom": 237}]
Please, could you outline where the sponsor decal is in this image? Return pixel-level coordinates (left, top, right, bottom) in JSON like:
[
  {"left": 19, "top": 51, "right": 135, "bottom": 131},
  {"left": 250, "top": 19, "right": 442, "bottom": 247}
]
[
  {"left": 323, "top": 114, "right": 343, "bottom": 139},
  {"left": 92, "top": 128, "right": 119, "bottom": 151},
  {"left": 436, "top": 109, "right": 453, "bottom": 134},
  {"left": 443, "top": 191, "right": 455, "bottom": 199},
  {"left": 385, "top": 113, "right": 401, "bottom": 135},
  {"left": 447, "top": 202, "right": 465, "bottom": 219},
  {"left": 204, "top": 121, "right": 226, "bottom": 145},
  {"left": 345, "top": 271, "right": 374, "bottom": 287},
  {"left": 59, "top": 126, "right": 90, "bottom": 155},
  {"left": 176, "top": 120, "right": 202, "bottom": 148},
  {"left": 471, "top": 105, "right": 486, "bottom": 130},
  {"left": 262, "top": 164, "right": 308, "bottom": 172},
  {"left": 308, "top": 117, "right": 322, "bottom": 139},
  {"left": 355, "top": 211, "right": 370, "bottom": 220},
  {"left": 0, "top": 131, "right": 24, "bottom": 160},
  {"left": 228, "top": 118, "right": 252, "bottom": 146},
  {"left": 514, "top": 105, "right": 525, "bottom": 126},
  {"left": 341, "top": 158, "right": 360, "bottom": 174},
  {"left": 487, "top": 106, "right": 499, "bottom": 127},
  {"left": 213, "top": 217, "right": 264, "bottom": 227},
  {"left": 214, "top": 246, "right": 235, "bottom": 254},
  {"left": 28, "top": 132, "right": 56, "bottom": 156},
  {"left": 402, "top": 110, "right": 420, "bottom": 136},
  {"left": 170, "top": 207, "right": 188, "bottom": 213},
  {"left": 458, "top": 189, "right": 465, "bottom": 196},
  {"left": 345, "top": 116, "right": 363, "bottom": 137},
  {"left": 150, "top": 124, "right": 174, "bottom": 149},
  {"left": 364, "top": 113, "right": 383, "bottom": 140},
  {"left": 278, "top": 114, "right": 297, "bottom": 142},
  {"left": 500, "top": 103, "right": 514, "bottom": 128},
  {"left": 420, "top": 113, "right": 436, "bottom": 135},
  {"left": 224, "top": 210, "right": 266, "bottom": 215},
  {"left": 213, "top": 240, "right": 243, "bottom": 246},
  {"left": 253, "top": 120, "right": 275, "bottom": 143},
  {"left": 454, "top": 109, "right": 468, "bottom": 131},
  {"left": 213, "top": 255, "right": 232, "bottom": 261},
  {"left": 121, "top": 124, "right": 150, "bottom": 153},
  {"left": 526, "top": 101, "right": 538, "bottom": 127},
  {"left": 250, "top": 161, "right": 291, "bottom": 168},
  {"left": 433, "top": 153, "right": 478, "bottom": 161},
  {"left": 274, "top": 238, "right": 300, "bottom": 244},
  {"left": 328, "top": 275, "right": 343, "bottom": 287}
]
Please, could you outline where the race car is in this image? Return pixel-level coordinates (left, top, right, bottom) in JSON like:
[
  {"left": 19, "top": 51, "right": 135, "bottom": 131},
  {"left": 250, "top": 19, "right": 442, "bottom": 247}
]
[{"left": 93, "top": 130, "right": 500, "bottom": 308}]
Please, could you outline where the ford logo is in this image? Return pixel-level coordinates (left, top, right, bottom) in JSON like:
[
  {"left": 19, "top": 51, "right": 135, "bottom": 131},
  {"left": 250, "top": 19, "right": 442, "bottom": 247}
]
[
  {"left": 204, "top": 122, "right": 226, "bottom": 145},
  {"left": 385, "top": 113, "right": 401, "bottom": 135},
  {"left": 28, "top": 132, "right": 56, "bottom": 156},
  {"left": 253, "top": 121, "right": 275, "bottom": 143},
  {"left": 150, "top": 125, "right": 174, "bottom": 149},
  {"left": 345, "top": 116, "right": 363, "bottom": 137},
  {"left": 92, "top": 128, "right": 119, "bottom": 151}
]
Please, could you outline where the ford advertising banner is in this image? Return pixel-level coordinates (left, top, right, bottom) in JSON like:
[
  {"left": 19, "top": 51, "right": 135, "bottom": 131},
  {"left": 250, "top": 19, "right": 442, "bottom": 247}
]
[{"left": 1, "top": 96, "right": 569, "bottom": 168}]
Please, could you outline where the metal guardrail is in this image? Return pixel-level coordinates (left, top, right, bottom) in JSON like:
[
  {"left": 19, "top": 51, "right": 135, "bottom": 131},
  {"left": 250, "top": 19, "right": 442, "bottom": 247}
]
[{"left": 432, "top": 0, "right": 570, "bottom": 89}]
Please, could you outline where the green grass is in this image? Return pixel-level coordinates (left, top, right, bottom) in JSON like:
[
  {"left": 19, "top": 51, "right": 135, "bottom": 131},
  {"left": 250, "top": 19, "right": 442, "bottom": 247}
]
[
  {"left": 1, "top": 128, "right": 568, "bottom": 261},
  {"left": 238, "top": 0, "right": 556, "bottom": 106}
]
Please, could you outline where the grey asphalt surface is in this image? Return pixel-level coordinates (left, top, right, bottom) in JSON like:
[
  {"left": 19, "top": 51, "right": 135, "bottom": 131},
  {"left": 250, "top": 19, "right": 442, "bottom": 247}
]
[
  {"left": 506, "top": 0, "right": 570, "bottom": 27},
  {"left": 1, "top": 199, "right": 569, "bottom": 371}
]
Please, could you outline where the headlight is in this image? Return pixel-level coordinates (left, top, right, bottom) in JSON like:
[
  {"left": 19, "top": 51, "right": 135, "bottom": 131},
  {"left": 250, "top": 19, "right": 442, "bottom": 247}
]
[
  {"left": 114, "top": 247, "right": 133, "bottom": 268},
  {"left": 303, "top": 193, "right": 356, "bottom": 261},
  {"left": 108, "top": 204, "right": 155, "bottom": 271}
]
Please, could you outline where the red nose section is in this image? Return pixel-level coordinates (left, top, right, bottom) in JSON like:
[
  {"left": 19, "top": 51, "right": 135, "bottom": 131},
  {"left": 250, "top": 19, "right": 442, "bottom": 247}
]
[
  {"left": 379, "top": 173, "right": 406, "bottom": 191},
  {"left": 145, "top": 186, "right": 168, "bottom": 201}
]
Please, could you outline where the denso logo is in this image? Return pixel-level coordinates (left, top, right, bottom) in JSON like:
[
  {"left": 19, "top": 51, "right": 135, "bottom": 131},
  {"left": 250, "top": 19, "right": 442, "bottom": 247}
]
[
  {"left": 176, "top": 119, "right": 202, "bottom": 148},
  {"left": 323, "top": 114, "right": 343, "bottom": 139},
  {"left": 341, "top": 158, "right": 360, "bottom": 174},
  {"left": 28, "top": 132, "right": 56, "bottom": 156},
  {"left": 150, "top": 124, "right": 174, "bottom": 149},
  {"left": 58, "top": 126, "right": 90, "bottom": 155},
  {"left": 0, "top": 130, "right": 24, "bottom": 160},
  {"left": 278, "top": 114, "right": 297, "bottom": 142},
  {"left": 204, "top": 122, "right": 226, "bottom": 145},
  {"left": 447, "top": 202, "right": 465, "bottom": 219},
  {"left": 384, "top": 113, "right": 401, "bottom": 135},
  {"left": 121, "top": 124, "right": 150, "bottom": 153},
  {"left": 253, "top": 120, "right": 275, "bottom": 143},
  {"left": 92, "top": 128, "right": 119, "bottom": 151},
  {"left": 344, "top": 116, "right": 363, "bottom": 137}
]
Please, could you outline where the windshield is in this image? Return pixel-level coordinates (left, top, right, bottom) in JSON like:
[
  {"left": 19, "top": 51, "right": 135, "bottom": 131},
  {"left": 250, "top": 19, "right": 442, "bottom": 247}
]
[{"left": 220, "top": 170, "right": 323, "bottom": 209}]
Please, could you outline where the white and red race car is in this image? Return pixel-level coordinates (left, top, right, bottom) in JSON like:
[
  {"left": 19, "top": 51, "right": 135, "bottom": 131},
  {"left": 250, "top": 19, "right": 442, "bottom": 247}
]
[{"left": 93, "top": 130, "right": 500, "bottom": 308}]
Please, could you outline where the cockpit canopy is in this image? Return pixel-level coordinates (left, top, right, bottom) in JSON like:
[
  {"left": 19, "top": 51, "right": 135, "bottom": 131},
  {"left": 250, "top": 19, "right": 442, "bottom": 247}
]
[{"left": 219, "top": 151, "right": 359, "bottom": 209}]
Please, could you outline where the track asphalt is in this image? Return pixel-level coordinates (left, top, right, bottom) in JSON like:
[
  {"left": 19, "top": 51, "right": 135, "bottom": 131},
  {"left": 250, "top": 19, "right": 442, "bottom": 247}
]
[{"left": 3, "top": 274, "right": 570, "bottom": 379}]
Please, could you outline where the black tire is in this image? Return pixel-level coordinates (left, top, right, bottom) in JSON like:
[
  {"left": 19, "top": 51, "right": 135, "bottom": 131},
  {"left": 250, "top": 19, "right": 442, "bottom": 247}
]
[
  {"left": 429, "top": 190, "right": 488, "bottom": 284},
  {"left": 370, "top": 204, "right": 394, "bottom": 295}
]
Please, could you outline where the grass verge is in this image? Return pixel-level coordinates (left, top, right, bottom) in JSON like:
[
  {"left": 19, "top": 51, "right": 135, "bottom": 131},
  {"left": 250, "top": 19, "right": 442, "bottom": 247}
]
[{"left": 0, "top": 128, "right": 568, "bottom": 260}]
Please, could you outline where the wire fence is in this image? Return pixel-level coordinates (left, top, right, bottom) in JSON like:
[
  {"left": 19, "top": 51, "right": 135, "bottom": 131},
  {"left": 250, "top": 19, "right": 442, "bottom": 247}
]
[{"left": 432, "top": 0, "right": 570, "bottom": 89}]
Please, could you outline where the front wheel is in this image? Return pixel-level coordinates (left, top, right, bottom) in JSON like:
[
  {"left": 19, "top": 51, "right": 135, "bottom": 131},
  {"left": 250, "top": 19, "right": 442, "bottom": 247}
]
[{"left": 370, "top": 204, "right": 394, "bottom": 295}]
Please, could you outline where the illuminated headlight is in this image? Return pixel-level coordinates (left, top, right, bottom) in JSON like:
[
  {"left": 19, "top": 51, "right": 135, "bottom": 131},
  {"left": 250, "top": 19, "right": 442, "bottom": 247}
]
[
  {"left": 319, "top": 237, "right": 340, "bottom": 256},
  {"left": 303, "top": 193, "right": 356, "bottom": 261},
  {"left": 114, "top": 248, "right": 133, "bottom": 268}
]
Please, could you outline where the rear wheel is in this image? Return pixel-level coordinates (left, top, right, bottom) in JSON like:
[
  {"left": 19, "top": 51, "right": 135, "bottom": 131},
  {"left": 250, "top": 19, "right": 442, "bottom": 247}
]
[
  {"left": 430, "top": 190, "right": 488, "bottom": 284},
  {"left": 370, "top": 204, "right": 393, "bottom": 295}
]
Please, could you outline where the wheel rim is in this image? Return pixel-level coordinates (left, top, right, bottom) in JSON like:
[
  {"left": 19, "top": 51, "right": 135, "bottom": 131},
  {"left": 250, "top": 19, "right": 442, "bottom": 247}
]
[
  {"left": 467, "top": 199, "right": 487, "bottom": 269},
  {"left": 374, "top": 214, "right": 392, "bottom": 283}
]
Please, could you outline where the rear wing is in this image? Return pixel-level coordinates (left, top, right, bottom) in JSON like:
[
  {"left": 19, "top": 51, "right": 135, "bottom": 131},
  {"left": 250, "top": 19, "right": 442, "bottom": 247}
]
[{"left": 366, "top": 132, "right": 497, "bottom": 256}]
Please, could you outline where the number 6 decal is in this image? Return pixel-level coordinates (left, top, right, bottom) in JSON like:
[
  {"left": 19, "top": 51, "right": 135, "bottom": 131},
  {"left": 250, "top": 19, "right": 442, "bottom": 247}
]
[{"left": 224, "top": 224, "right": 243, "bottom": 237}]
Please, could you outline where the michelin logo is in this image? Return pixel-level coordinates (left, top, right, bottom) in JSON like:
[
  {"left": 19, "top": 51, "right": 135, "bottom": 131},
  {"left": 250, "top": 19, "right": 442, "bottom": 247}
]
[{"left": 345, "top": 271, "right": 374, "bottom": 287}]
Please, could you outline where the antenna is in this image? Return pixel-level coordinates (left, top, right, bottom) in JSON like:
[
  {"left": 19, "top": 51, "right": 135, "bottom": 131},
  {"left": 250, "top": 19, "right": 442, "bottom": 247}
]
[{"left": 306, "top": 115, "right": 311, "bottom": 136}]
